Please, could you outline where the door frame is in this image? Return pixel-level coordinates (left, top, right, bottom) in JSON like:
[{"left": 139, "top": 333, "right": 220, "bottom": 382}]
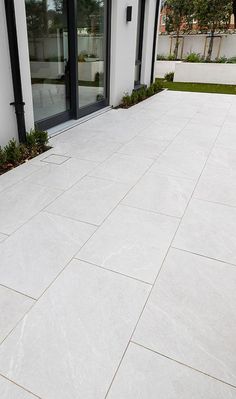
[
  {"left": 36, "top": 0, "right": 111, "bottom": 131},
  {"left": 135, "top": 0, "right": 146, "bottom": 87}
]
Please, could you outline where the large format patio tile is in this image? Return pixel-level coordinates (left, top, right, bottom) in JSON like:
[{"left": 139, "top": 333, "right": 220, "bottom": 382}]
[
  {"left": 25, "top": 158, "right": 97, "bottom": 190},
  {"left": 216, "top": 123, "right": 236, "bottom": 150},
  {"left": 0, "top": 260, "right": 150, "bottom": 399},
  {"left": 78, "top": 205, "right": 179, "bottom": 283},
  {"left": 64, "top": 137, "right": 122, "bottom": 162},
  {"left": 0, "top": 181, "right": 62, "bottom": 234},
  {"left": 195, "top": 147, "right": 236, "bottom": 207},
  {"left": 0, "top": 163, "right": 41, "bottom": 194},
  {"left": 139, "top": 120, "right": 183, "bottom": 141},
  {"left": 0, "top": 286, "right": 34, "bottom": 343},
  {"left": 173, "top": 199, "right": 236, "bottom": 264},
  {"left": 89, "top": 153, "right": 152, "bottom": 184},
  {"left": 122, "top": 172, "right": 195, "bottom": 217},
  {"left": 46, "top": 176, "right": 130, "bottom": 225},
  {"left": 0, "top": 233, "right": 7, "bottom": 243},
  {"left": 150, "top": 146, "right": 207, "bottom": 180},
  {"left": 107, "top": 344, "right": 236, "bottom": 399},
  {"left": 133, "top": 249, "right": 236, "bottom": 386},
  {"left": 0, "top": 376, "right": 38, "bottom": 399},
  {"left": 0, "top": 212, "right": 95, "bottom": 298},
  {"left": 118, "top": 137, "right": 169, "bottom": 160}
]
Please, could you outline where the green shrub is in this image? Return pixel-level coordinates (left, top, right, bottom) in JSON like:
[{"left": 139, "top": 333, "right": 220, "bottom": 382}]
[
  {"left": 157, "top": 54, "right": 166, "bottom": 60},
  {"left": 164, "top": 72, "right": 174, "bottom": 82},
  {"left": 4, "top": 139, "right": 23, "bottom": 165},
  {"left": 0, "top": 129, "right": 49, "bottom": 174},
  {"left": 167, "top": 54, "right": 176, "bottom": 61},
  {"left": 227, "top": 56, "right": 236, "bottom": 64},
  {"left": 121, "top": 82, "right": 163, "bottom": 108},
  {"left": 122, "top": 93, "right": 132, "bottom": 107},
  {"left": 0, "top": 147, "right": 6, "bottom": 167},
  {"left": 131, "top": 91, "right": 139, "bottom": 105},
  {"left": 184, "top": 52, "right": 203, "bottom": 63},
  {"left": 216, "top": 56, "right": 228, "bottom": 63},
  {"left": 137, "top": 88, "right": 147, "bottom": 101}
]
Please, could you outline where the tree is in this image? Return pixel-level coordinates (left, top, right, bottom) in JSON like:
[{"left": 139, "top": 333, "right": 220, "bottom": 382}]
[
  {"left": 163, "top": 0, "right": 195, "bottom": 59},
  {"left": 194, "top": 0, "right": 233, "bottom": 61},
  {"left": 233, "top": 0, "right": 236, "bottom": 28}
]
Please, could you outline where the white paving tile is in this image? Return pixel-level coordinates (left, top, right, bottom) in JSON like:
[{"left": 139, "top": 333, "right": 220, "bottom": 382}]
[
  {"left": 133, "top": 249, "right": 236, "bottom": 386},
  {"left": 0, "top": 163, "right": 41, "bottom": 193},
  {"left": 0, "top": 212, "right": 95, "bottom": 298},
  {"left": 89, "top": 153, "right": 152, "bottom": 184},
  {"left": 0, "top": 260, "right": 150, "bottom": 399},
  {"left": 41, "top": 154, "right": 70, "bottom": 164},
  {"left": 139, "top": 120, "right": 183, "bottom": 141},
  {"left": 0, "top": 376, "right": 38, "bottom": 399},
  {"left": 0, "top": 233, "right": 7, "bottom": 243},
  {"left": 150, "top": 144, "right": 207, "bottom": 180},
  {"left": 64, "top": 137, "right": 122, "bottom": 162},
  {"left": 0, "top": 181, "right": 62, "bottom": 234},
  {"left": 118, "top": 137, "right": 169, "bottom": 159},
  {"left": 194, "top": 146, "right": 236, "bottom": 206},
  {"left": 173, "top": 199, "right": 236, "bottom": 265},
  {"left": 107, "top": 344, "right": 236, "bottom": 399},
  {"left": 122, "top": 173, "right": 196, "bottom": 217},
  {"left": 25, "top": 158, "right": 97, "bottom": 190},
  {"left": 78, "top": 205, "right": 179, "bottom": 283},
  {"left": 0, "top": 285, "right": 34, "bottom": 343},
  {"left": 216, "top": 123, "right": 236, "bottom": 150},
  {"left": 46, "top": 176, "right": 130, "bottom": 225}
]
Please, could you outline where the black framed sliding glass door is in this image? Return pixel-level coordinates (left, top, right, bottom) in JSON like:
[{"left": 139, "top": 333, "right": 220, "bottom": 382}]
[
  {"left": 77, "top": 0, "right": 108, "bottom": 117},
  {"left": 25, "top": 0, "right": 110, "bottom": 130}
]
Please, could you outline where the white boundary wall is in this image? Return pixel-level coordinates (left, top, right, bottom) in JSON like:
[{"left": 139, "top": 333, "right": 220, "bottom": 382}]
[
  {"left": 174, "top": 62, "right": 236, "bottom": 85},
  {"left": 158, "top": 34, "right": 236, "bottom": 60}
]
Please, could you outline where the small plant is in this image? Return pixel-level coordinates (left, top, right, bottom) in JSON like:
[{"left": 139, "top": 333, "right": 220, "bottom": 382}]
[
  {"left": 0, "top": 129, "right": 50, "bottom": 175},
  {"left": 120, "top": 81, "right": 163, "bottom": 108},
  {"left": 184, "top": 52, "right": 203, "bottom": 63},
  {"left": 167, "top": 54, "right": 176, "bottom": 61},
  {"left": 164, "top": 72, "right": 174, "bottom": 82},
  {"left": 4, "top": 139, "right": 23, "bottom": 166},
  {"left": 131, "top": 91, "right": 139, "bottom": 105},
  {"left": 216, "top": 56, "right": 228, "bottom": 63},
  {"left": 157, "top": 54, "right": 167, "bottom": 60},
  {"left": 147, "top": 85, "right": 155, "bottom": 97},
  {"left": 227, "top": 56, "right": 236, "bottom": 64}
]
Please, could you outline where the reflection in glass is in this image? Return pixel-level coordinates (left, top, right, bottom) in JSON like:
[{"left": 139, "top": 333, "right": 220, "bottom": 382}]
[
  {"left": 77, "top": 0, "right": 105, "bottom": 108},
  {"left": 25, "top": 0, "right": 70, "bottom": 122}
]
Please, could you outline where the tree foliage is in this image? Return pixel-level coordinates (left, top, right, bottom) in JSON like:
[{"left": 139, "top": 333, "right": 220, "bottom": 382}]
[{"left": 193, "top": 0, "right": 233, "bottom": 32}]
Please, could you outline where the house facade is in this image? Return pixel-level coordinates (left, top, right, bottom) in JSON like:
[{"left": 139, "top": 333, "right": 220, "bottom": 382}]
[{"left": 0, "top": 0, "right": 160, "bottom": 146}]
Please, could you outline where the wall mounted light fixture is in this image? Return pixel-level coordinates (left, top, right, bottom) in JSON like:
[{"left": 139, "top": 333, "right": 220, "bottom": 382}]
[{"left": 126, "top": 6, "right": 132, "bottom": 22}]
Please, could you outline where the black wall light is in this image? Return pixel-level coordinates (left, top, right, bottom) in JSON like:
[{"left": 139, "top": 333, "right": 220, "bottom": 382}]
[{"left": 126, "top": 6, "right": 132, "bottom": 22}]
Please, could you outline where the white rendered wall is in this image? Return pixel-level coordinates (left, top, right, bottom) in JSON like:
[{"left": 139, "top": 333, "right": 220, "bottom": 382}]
[
  {"left": 174, "top": 62, "right": 236, "bottom": 85},
  {"left": 110, "top": 0, "right": 138, "bottom": 106},
  {"left": 155, "top": 60, "right": 181, "bottom": 78},
  {"left": 141, "top": 0, "right": 157, "bottom": 85},
  {"left": 0, "top": 0, "right": 18, "bottom": 146},
  {"left": 0, "top": 0, "right": 34, "bottom": 147},
  {"left": 157, "top": 34, "right": 236, "bottom": 60}
]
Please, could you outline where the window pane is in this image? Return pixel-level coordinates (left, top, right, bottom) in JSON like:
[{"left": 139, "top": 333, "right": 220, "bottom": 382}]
[
  {"left": 25, "top": 0, "right": 70, "bottom": 122},
  {"left": 77, "top": 0, "right": 105, "bottom": 108}
]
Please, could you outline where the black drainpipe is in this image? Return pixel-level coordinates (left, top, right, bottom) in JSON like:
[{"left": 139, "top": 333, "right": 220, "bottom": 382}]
[
  {"left": 4, "top": 0, "right": 27, "bottom": 143},
  {"left": 151, "top": 0, "right": 160, "bottom": 84}
]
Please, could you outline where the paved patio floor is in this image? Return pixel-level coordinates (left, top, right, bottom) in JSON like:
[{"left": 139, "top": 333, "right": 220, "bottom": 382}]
[{"left": 1, "top": 90, "right": 236, "bottom": 398}]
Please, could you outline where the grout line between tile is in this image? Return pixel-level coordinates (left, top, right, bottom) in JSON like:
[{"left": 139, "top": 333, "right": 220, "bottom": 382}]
[
  {"left": 74, "top": 258, "right": 153, "bottom": 286},
  {"left": 131, "top": 342, "right": 236, "bottom": 390},
  {"left": 0, "top": 373, "right": 42, "bottom": 398}
]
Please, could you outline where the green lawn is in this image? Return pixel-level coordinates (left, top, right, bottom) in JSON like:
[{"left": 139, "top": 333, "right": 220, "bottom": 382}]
[{"left": 157, "top": 79, "right": 236, "bottom": 95}]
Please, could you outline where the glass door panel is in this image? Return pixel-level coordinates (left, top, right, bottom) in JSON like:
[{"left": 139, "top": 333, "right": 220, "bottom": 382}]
[
  {"left": 25, "top": 0, "right": 70, "bottom": 122},
  {"left": 77, "top": 0, "right": 106, "bottom": 109}
]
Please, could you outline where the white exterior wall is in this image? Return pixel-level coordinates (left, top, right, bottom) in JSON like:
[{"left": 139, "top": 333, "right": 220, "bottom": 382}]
[
  {"left": 141, "top": 0, "right": 157, "bottom": 85},
  {"left": 110, "top": 0, "right": 138, "bottom": 106},
  {"left": 155, "top": 60, "right": 181, "bottom": 78},
  {"left": 0, "top": 0, "right": 34, "bottom": 147},
  {"left": 0, "top": 0, "right": 18, "bottom": 146}
]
